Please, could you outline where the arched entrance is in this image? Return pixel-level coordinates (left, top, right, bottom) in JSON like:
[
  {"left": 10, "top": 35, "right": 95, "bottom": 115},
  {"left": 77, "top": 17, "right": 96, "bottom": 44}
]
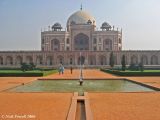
[
  {"left": 141, "top": 55, "right": 148, "bottom": 65},
  {"left": 0, "top": 57, "right": 3, "bottom": 65},
  {"left": 16, "top": 56, "right": 23, "bottom": 65},
  {"left": 131, "top": 55, "right": 138, "bottom": 64},
  {"left": 89, "top": 55, "right": 96, "bottom": 65},
  {"left": 78, "top": 56, "right": 85, "bottom": 65},
  {"left": 57, "top": 55, "right": 64, "bottom": 64},
  {"left": 99, "top": 56, "right": 106, "bottom": 65},
  {"left": 74, "top": 33, "right": 89, "bottom": 50},
  {"left": 51, "top": 39, "right": 60, "bottom": 51},
  {"left": 46, "top": 56, "right": 53, "bottom": 65},
  {"left": 151, "top": 55, "right": 158, "bottom": 65},
  {"left": 6, "top": 56, "right": 13, "bottom": 65},
  {"left": 104, "top": 39, "right": 112, "bottom": 51},
  {"left": 36, "top": 56, "right": 43, "bottom": 65},
  {"left": 26, "top": 56, "right": 33, "bottom": 64}
]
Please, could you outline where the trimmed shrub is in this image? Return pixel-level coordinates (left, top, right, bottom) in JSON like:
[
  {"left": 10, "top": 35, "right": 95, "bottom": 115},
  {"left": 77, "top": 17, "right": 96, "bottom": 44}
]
[
  {"left": 100, "top": 68, "right": 160, "bottom": 76},
  {"left": 21, "top": 63, "right": 36, "bottom": 72},
  {"left": 128, "top": 63, "right": 139, "bottom": 71},
  {"left": 0, "top": 70, "right": 57, "bottom": 77},
  {"left": 0, "top": 72, "right": 43, "bottom": 77},
  {"left": 139, "top": 62, "right": 144, "bottom": 72}
]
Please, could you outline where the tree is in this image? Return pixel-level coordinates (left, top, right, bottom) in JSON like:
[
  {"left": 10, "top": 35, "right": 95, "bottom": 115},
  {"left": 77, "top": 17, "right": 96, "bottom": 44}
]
[
  {"left": 109, "top": 52, "right": 114, "bottom": 69},
  {"left": 29, "top": 63, "right": 36, "bottom": 70},
  {"left": 21, "top": 63, "right": 29, "bottom": 72},
  {"left": 139, "top": 62, "right": 144, "bottom": 72},
  {"left": 121, "top": 55, "right": 126, "bottom": 71},
  {"left": 129, "top": 63, "right": 139, "bottom": 71},
  {"left": 20, "top": 63, "right": 36, "bottom": 72}
]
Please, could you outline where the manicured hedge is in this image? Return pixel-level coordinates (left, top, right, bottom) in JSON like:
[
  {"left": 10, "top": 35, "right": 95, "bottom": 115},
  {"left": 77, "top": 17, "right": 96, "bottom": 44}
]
[
  {"left": 100, "top": 69, "right": 160, "bottom": 76},
  {"left": 0, "top": 68, "right": 20, "bottom": 70},
  {"left": 0, "top": 72, "right": 43, "bottom": 77},
  {"left": 0, "top": 70, "right": 57, "bottom": 77}
]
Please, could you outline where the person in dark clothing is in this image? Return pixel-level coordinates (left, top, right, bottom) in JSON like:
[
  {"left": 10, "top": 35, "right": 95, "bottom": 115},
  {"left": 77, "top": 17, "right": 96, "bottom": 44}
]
[
  {"left": 79, "top": 78, "right": 83, "bottom": 86},
  {"left": 70, "top": 66, "right": 73, "bottom": 74}
]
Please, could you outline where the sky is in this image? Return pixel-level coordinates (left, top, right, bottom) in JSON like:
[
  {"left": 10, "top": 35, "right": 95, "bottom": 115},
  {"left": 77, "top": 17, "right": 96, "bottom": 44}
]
[{"left": 0, "top": 0, "right": 160, "bottom": 50}]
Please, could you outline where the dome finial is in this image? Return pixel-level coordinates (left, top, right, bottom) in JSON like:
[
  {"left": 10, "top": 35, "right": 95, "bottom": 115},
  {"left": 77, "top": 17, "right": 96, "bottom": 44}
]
[{"left": 80, "top": 4, "right": 82, "bottom": 10}]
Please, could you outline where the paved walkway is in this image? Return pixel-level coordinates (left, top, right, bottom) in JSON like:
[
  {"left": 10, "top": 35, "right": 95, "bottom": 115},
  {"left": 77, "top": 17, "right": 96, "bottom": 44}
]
[
  {"left": 126, "top": 77, "right": 160, "bottom": 89},
  {"left": 83, "top": 69, "right": 117, "bottom": 79},
  {"left": 0, "top": 77, "right": 37, "bottom": 92},
  {"left": 0, "top": 93, "right": 72, "bottom": 120},
  {"left": 89, "top": 92, "right": 160, "bottom": 120},
  {"left": 43, "top": 69, "right": 117, "bottom": 79}
]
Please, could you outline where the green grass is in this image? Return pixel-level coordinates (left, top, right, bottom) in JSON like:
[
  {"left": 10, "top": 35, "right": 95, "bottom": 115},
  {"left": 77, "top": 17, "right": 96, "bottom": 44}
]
[
  {"left": 101, "top": 69, "right": 160, "bottom": 76},
  {"left": 120, "top": 70, "right": 160, "bottom": 72},
  {"left": 0, "top": 70, "right": 39, "bottom": 73},
  {"left": 0, "top": 70, "right": 58, "bottom": 77},
  {"left": 43, "top": 70, "right": 57, "bottom": 76}
]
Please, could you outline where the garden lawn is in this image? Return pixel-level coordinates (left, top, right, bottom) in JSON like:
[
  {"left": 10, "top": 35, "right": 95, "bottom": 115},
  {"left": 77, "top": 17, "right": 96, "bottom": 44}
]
[
  {"left": 0, "top": 70, "right": 57, "bottom": 77},
  {"left": 120, "top": 70, "right": 160, "bottom": 72},
  {"left": 101, "top": 69, "right": 160, "bottom": 76}
]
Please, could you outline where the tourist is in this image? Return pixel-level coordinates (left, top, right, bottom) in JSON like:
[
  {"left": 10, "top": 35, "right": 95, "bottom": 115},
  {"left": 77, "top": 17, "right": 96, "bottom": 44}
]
[
  {"left": 62, "top": 65, "right": 64, "bottom": 74},
  {"left": 59, "top": 64, "right": 62, "bottom": 75},
  {"left": 58, "top": 65, "right": 61, "bottom": 75}
]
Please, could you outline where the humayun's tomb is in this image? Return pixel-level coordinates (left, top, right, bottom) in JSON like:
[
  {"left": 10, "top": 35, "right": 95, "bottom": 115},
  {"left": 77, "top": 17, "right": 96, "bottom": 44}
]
[{"left": 0, "top": 8, "right": 160, "bottom": 68}]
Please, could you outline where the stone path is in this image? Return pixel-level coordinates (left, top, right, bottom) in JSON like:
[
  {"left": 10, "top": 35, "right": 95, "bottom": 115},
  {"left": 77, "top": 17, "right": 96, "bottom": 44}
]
[
  {"left": 126, "top": 77, "right": 160, "bottom": 89},
  {"left": 43, "top": 69, "right": 117, "bottom": 79},
  {"left": 83, "top": 69, "right": 117, "bottom": 79},
  {"left": 89, "top": 92, "right": 160, "bottom": 120},
  {"left": 0, "top": 93, "right": 72, "bottom": 120},
  {"left": 0, "top": 77, "right": 37, "bottom": 92}
]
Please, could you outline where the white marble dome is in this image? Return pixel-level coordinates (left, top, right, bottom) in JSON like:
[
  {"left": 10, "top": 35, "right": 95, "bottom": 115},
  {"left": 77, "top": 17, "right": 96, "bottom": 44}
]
[{"left": 67, "top": 10, "right": 96, "bottom": 26}]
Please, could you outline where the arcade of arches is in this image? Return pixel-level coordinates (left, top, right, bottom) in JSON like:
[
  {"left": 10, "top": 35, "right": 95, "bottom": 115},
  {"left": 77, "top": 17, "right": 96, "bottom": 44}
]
[{"left": 0, "top": 52, "right": 159, "bottom": 67}]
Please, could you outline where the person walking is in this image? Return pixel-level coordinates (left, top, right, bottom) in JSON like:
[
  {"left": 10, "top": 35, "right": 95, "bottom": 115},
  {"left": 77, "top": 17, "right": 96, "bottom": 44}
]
[
  {"left": 58, "top": 65, "right": 62, "bottom": 75},
  {"left": 62, "top": 65, "right": 64, "bottom": 74}
]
